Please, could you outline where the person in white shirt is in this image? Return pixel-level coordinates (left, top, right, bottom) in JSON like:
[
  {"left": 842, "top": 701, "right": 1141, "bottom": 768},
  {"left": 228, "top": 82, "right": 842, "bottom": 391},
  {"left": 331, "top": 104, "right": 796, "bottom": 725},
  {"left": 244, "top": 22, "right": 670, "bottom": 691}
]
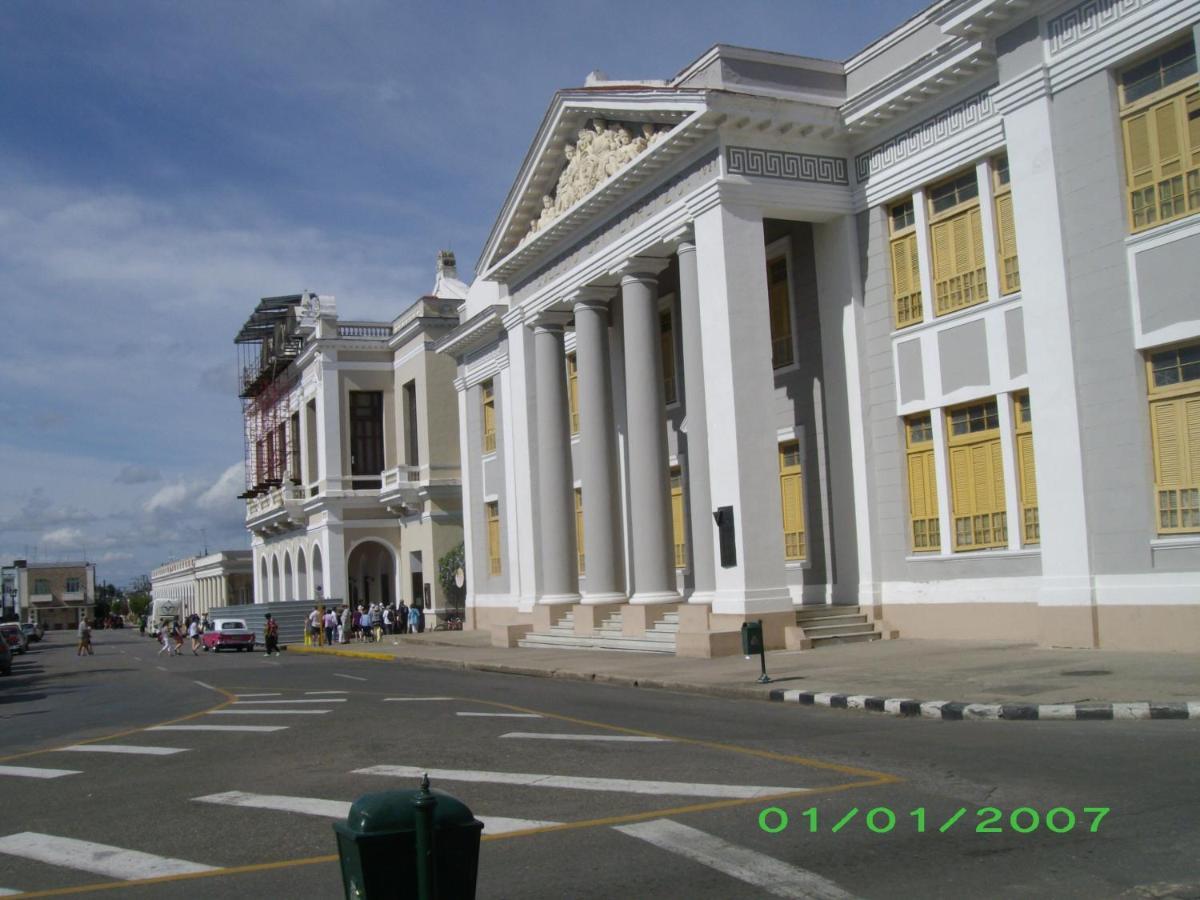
[{"left": 188, "top": 618, "right": 201, "bottom": 656}]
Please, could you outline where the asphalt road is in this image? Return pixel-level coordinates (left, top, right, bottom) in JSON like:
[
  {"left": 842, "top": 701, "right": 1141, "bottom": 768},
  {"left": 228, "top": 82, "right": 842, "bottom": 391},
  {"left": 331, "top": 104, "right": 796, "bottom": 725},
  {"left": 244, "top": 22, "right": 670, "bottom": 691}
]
[{"left": 0, "top": 629, "right": 1197, "bottom": 899}]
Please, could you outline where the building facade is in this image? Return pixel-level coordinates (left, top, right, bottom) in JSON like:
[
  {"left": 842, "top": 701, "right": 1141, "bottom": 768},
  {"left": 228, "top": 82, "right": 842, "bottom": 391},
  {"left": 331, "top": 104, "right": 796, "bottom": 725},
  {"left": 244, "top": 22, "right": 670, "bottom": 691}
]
[
  {"left": 12, "top": 560, "right": 96, "bottom": 630},
  {"left": 440, "top": 0, "right": 1200, "bottom": 654},
  {"left": 150, "top": 551, "right": 254, "bottom": 619},
  {"left": 236, "top": 254, "right": 465, "bottom": 619}
]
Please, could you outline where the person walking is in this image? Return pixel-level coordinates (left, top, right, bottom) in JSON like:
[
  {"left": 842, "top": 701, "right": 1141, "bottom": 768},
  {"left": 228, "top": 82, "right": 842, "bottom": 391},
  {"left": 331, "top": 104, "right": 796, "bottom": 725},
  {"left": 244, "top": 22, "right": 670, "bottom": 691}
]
[
  {"left": 306, "top": 606, "right": 320, "bottom": 647},
  {"left": 157, "top": 622, "right": 174, "bottom": 656},
  {"left": 188, "top": 617, "right": 201, "bottom": 656},
  {"left": 397, "top": 600, "right": 408, "bottom": 636},
  {"left": 408, "top": 601, "right": 420, "bottom": 635},
  {"left": 263, "top": 613, "right": 280, "bottom": 657},
  {"left": 382, "top": 604, "right": 392, "bottom": 636},
  {"left": 76, "top": 617, "right": 93, "bottom": 656},
  {"left": 372, "top": 604, "right": 383, "bottom": 643},
  {"left": 323, "top": 607, "right": 336, "bottom": 647},
  {"left": 340, "top": 605, "right": 351, "bottom": 644}
]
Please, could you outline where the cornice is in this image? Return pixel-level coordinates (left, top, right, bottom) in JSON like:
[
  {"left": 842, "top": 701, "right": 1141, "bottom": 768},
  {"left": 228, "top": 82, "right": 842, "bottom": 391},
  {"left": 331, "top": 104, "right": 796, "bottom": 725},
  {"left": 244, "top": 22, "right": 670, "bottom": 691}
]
[
  {"left": 992, "top": 65, "right": 1051, "bottom": 114},
  {"left": 433, "top": 305, "right": 507, "bottom": 359}
]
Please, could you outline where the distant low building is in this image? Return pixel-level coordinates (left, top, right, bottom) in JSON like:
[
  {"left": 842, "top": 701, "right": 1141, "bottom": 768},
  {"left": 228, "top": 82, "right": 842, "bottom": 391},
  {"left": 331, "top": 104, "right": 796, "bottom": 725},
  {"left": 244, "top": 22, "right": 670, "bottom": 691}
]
[
  {"left": 150, "top": 551, "right": 254, "bottom": 620},
  {"left": 12, "top": 560, "right": 96, "bottom": 630}
]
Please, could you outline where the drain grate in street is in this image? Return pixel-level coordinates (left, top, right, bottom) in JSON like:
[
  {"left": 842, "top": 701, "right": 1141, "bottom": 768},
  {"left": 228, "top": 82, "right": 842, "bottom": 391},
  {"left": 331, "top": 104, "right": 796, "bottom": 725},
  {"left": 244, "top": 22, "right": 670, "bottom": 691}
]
[{"left": 1060, "top": 669, "right": 1112, "bottom": 677}]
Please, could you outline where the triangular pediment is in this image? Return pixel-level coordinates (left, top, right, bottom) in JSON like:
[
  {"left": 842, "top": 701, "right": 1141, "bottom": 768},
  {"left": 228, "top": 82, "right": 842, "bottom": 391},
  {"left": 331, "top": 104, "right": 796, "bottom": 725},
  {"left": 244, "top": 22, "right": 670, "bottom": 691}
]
[{"left": 479, "top": 88, "right": 711, "bottom": 278}]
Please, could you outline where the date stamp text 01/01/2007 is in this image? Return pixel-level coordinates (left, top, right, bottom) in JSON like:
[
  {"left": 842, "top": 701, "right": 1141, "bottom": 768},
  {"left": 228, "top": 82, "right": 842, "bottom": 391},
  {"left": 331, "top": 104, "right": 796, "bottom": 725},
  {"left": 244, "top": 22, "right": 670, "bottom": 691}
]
[{"left": 758, "top": 807, "right": 1111, "bottom": 835}]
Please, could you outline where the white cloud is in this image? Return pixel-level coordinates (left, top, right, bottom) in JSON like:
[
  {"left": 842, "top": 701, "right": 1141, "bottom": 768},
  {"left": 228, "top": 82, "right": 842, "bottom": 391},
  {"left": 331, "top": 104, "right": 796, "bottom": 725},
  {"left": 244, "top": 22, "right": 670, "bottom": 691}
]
[
  {"left": 144, "top": 482, "right": 189, "bottom": 513},
  {"left": 42, "top": 526, "right": 84, "bottom": 548},
  {"left": 196, "top": 463, "right": 244, "bottom": 511}
]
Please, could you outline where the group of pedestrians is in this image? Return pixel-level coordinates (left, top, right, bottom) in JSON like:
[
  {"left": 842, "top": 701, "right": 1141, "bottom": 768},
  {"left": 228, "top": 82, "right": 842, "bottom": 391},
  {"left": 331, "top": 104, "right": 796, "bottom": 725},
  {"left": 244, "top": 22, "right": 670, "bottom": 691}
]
[{"left": 306, "top": 600, "right": 424, "bottom": 646}]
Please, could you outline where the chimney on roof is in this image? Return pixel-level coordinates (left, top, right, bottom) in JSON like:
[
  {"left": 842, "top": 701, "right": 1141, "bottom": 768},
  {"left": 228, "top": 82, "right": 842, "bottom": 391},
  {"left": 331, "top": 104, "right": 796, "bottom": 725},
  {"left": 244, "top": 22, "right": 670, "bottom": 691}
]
[{"left": 436, "top": 250, "right": 457, "bottom": 281}]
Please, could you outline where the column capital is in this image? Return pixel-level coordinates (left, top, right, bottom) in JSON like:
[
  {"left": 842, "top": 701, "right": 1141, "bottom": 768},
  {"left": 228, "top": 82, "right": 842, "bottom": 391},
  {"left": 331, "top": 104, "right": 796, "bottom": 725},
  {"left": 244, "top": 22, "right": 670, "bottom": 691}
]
[
  {"left": 527, "top": 309, "right": 573, "bottom": 332},
  {"left": 611, "top": 255, "right": 671, "bottom": 283},
  {"left": 567, "top": 285, "right": 616, "bottom": 311},
  {"left": 662, "top": 225, "right": 696, "bottom": 255}
]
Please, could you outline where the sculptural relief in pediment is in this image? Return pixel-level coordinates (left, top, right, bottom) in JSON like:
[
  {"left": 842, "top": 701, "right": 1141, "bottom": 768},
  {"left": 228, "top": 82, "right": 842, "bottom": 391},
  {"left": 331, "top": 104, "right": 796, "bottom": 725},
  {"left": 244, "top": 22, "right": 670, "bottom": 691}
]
[{"left": 522, "top": 118, "right": 672, "bottom": 244}]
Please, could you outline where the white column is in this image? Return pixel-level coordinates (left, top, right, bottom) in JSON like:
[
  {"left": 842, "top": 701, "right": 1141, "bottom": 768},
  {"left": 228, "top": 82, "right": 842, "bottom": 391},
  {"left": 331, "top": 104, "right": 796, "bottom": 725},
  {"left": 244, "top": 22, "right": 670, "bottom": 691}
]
[
  {"left": 298, "top": 398, "right": 312, "bottom": 495},
  {"left": 813, "top": 213, "right": 877, "bottom": 606},
  {"left": 316, "top": 360, "right": 343, "bottom": 491},
  {"left": 976, "top": 158, "right": 1003, "bottom": 306},
  {"left": 1000, "top": 74, "right": 1095, "bottom": 644},
  {"left": 692, "top": 201, "right": 790, "bottom": 615},
  {"left": 455, "top": 382, "right": 477, "bottom": 611},
  {"left": 912, "top": 187, "right": 937, "bottom": 324},
  {"left": 324, "top": 519, "right": 348, "bottom": 604},
  {"left": 502, "top": 315, "right": 541, "bottom": 612},
  {"left": 930, "top": 408, "right": 953, "bottom": 557}
]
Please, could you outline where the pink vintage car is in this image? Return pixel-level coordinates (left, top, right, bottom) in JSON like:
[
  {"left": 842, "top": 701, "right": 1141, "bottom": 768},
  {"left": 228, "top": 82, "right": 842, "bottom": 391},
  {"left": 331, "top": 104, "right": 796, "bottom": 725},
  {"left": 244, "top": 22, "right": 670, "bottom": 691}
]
[{"left": 201, "top": 619, "right": 255, "bottom": 652}]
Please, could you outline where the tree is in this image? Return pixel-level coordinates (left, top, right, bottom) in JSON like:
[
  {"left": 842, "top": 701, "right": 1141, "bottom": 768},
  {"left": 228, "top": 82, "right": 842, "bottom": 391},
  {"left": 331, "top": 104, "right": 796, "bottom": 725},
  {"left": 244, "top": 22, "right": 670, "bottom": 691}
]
[
  {"left": 437, "top": 542, "right": 465, "bottom": 611},
  {"left": 128, "top": 593, "right": 150, "bottom": 618}
]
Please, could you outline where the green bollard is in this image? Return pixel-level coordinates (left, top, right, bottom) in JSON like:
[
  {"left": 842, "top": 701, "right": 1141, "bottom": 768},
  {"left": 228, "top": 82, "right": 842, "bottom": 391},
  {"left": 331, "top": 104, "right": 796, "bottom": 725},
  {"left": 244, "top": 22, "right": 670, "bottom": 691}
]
[{"left": 413, "top": 773, "right": 438, "bottom": 900}]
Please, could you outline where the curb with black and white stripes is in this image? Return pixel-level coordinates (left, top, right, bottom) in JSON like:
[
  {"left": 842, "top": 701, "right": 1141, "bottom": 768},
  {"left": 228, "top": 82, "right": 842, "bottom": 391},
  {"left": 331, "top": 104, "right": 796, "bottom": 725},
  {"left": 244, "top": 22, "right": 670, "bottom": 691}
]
[{"left": 768, "top": 689, "right": 1200, "bottom": 721}]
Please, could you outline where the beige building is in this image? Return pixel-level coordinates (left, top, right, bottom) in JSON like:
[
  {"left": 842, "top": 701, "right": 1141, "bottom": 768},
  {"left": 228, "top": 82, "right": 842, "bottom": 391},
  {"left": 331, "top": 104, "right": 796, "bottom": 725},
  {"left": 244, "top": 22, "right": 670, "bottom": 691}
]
[
  {"left": 15, "top": 560, "right": 96, "bottom": 630},
  {"left": 150, "top": 551, "right": 254, "bottom": 619},
  {"left": 236, "top": 253, "right": 465, "bottom": 619}
]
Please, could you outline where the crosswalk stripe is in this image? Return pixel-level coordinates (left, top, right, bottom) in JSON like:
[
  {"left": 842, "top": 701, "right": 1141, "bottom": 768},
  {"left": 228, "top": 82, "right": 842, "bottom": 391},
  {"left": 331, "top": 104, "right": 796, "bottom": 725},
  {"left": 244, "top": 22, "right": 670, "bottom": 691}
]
[
  {"left": 382, "top": 697, "right": 452, "bottom": 702},
  {"left": 500, "top": 732, "right": 669, "bottom": 743},
  {"left": 149, "top": 725, "right": 287, "bottom": 733},
  {"left": 209, "top": 709, "right": 331, "bottom": 716},
  {"left": 354, "top": 766, "right": 809, "bottom": 799},
  {"left": 0, "top": 832, "right": 217, "bottom": 881},
  {"left": 0, "top": 886, "right": 21, "bottom": 895},
  {"left": 614, "top": 819, "right": 857, "bottom": 900},
  {"left": 191, "top": 791, "right": 558, "bottom": 835},
  {"left": 456, "top": 712, "right": 542, "bottom": 718},
  {"left": 0, "top": 765, "right": 81, "bottom": 780},
  {"left": 305, "top": 691, "right": 348, "bottom": 695},
  {"left": 334, "top": 673, "right": 367, "bottom": 682},
  {"left": 232, "top": 699, "right": 346, "bottom": 704},
  {"left": 235, "top": 693, "right": 281, "bottom": 698},
  {"left": 60, "top": 745, "right": 186, "bottom": 756}
]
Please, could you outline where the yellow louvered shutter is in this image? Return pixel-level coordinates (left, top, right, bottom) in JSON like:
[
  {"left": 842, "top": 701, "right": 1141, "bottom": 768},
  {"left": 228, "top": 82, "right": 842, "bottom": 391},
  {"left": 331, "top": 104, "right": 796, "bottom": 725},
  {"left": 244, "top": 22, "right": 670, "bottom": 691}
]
[
  {"left": 1155, "top": 100, "right": 1182, "bottom": 175},
  {"left": 1124, "top": 112, "right": 1154, "bottom": 187},
  {"left": 486, "top": 502, "right": 501, "bottom": 576},
  {"left": 670, "top": 470, "right": 686, "bottom": 568},
  {"left": 1188, "top": 92, "right": 1200, "bottom": 165},
  {"left": 568, "top": 355, "right": 579, "bottom": 435},
  {"left": 1187, "top": 397, "right": 1200, "bottom": 482},
  {"left": 780, "top": 471, "right": 805, "bottom": 561},
  {"left": 1017, "top": 431, "right": 1038, "bottom": 544},
  {"left": 950, "top": 447, "right": 971, "bottom": 518},
  {"left": 1153, "top": 400, "right": 1183, "bottom": 486},
  {"left": 890, "top": 233, "right": 922, "bottom": 327},
  {"left": 575, "top": 489, "right": 585, "bottom": 575},
  {"left": 995, "top": 192, "right": 1020, "bottom": 294},
  {"left": 907, "top": 453, "right": 929, "bottom": 519}
]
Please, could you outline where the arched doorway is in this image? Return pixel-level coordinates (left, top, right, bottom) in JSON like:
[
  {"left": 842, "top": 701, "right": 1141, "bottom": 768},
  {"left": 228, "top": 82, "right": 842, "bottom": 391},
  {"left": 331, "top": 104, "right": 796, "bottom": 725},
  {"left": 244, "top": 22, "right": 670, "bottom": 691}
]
[
  {"left": 346, "top": 539, "right": 396, "bottom": 609},
  {"left": 296, "top": 547, "right": 308, "bottom": 601},
  {"left": 259, "top": 557, "right": 268, "bottom": 604},
  {"left": 271, "top": 555, "right": 281, "bottom": 603},
  {"left": 283, "top": 551, "right": 294, "bottom": 602}
]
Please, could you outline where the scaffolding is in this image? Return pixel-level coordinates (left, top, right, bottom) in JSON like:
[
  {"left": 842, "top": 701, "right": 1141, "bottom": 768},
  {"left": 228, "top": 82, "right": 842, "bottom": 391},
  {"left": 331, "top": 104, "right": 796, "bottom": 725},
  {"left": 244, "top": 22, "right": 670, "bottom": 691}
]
[{"left": 234, "top": 295, "right": 307, "bottom": 498}]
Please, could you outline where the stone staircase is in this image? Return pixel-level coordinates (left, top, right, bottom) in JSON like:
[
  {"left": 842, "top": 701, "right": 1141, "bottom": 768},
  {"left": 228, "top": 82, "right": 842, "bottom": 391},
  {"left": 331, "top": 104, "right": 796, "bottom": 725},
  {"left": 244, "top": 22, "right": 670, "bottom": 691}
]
[
  {"left": 794, "top": 605, "right": 891, "bottom": 647},
  {"left": 518, "top": 609, "right": 678, "bottom": 654}
]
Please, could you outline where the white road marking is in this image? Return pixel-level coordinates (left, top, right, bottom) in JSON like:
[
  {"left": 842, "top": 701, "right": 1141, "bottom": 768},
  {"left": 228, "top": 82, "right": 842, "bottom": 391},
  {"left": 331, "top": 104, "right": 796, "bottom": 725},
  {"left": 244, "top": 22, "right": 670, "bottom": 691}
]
[
  {"left": 193, "top": 681, "right": 219, "bottom": 692},
  {"left": 334, "top": 673, "right": 367, "bottom": 682},
  {"left": 156, "top": 666, "right": 168, "bottom": 672},
  {"left": 233, "top": 699, "right": 346, "bottom": 705},
  {"left": 235, "top": 693, "right": 281, "bottom": 698},
  {"left": 456, "top": 712, "right": 543, "bottom": 719},
  {"left": 209, "top": 709, "right": 330, "bottom": 716},
  {"left": 0, "top": 832, "right": 216, "bottom": 881},
  {"left": 61, "top": 744, "right": 186, "bottom": 756},
  {"left": 149, "top": 725, "right": 288, "bottom": 733},
  {"left": 354, "top": 766, "right": 808, "bottom": 799},
  {"left": 131, "top": 656, "right": 142, "bottom": 661},
  {"left": 382, "top": 697, "right": 452, "bottom": 702},
  {"left": 0, "top": 765, "right": 81, "bottom": 780},
  {"left": 614, "top": 819, "right": 857, "bottom": 900},
  {"left": 192, "top": 791, "right": 558, "bottom": 835},
  {"left": 499, "top": 732, "right": 669, "bottom": 743},
  {"left": 306, "top": 691, "right": 348, "bottom": 695},
  {"left": 0, "top": 887, "right": 21, "bottom": 895}
]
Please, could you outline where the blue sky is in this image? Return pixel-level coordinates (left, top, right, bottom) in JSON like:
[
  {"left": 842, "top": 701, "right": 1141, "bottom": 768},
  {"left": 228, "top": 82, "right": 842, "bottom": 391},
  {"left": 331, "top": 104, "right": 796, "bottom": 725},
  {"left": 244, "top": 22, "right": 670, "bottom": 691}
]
[{"left": 0, "top": 0, "right": 928, "bottom": 586}]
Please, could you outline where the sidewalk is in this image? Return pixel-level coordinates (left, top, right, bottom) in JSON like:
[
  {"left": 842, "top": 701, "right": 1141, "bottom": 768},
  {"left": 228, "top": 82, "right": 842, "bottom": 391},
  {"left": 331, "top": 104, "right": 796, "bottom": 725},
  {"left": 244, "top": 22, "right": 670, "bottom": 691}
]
[{"left": 290, "top": 631, "right": 1200, "bottom": 721}]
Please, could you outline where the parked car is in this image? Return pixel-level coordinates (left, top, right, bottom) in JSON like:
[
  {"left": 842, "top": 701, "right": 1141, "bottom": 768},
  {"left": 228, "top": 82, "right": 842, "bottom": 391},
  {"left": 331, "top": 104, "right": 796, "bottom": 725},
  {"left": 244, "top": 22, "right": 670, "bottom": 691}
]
[
  {"left": 0, "top": 637, "right": 11, "bottom": 675},
  {"left": 20, "top": 623, "right": 42, "bottom": 643},
  {"left": 201, "top": 619, "right": 255, "bottom": 652},
  {"left": 0, "top": 623, "right": 28, "bottom": 655}
]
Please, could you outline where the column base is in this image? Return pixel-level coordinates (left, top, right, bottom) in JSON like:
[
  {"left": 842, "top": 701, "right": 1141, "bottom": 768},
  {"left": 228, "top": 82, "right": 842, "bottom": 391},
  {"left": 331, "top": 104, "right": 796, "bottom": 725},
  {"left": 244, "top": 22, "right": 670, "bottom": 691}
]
[
  {"left": 580, "top": 591, "right": 627, "bottom": 605},
  {"left": 686, "top": 590, "right": 716, "bottom": 605},
  {"left": 629, "top": 590, "right": 681, "bottom": 606},
  {"left": 537, "top": 592, "right": 582, "bottom": 606}
]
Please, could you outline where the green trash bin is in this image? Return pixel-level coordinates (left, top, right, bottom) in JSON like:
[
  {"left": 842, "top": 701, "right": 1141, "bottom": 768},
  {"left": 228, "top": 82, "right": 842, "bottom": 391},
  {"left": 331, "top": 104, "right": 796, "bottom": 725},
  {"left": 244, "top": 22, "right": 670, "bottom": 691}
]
[{"left": 333, "top": 782, "right": 484, "bottom": 899}]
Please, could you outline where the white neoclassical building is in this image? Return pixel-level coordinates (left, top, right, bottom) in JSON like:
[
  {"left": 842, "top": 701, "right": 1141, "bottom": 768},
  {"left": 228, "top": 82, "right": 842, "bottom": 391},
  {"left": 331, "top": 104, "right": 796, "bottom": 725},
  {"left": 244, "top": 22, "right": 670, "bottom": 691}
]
[
  {"left": 440, "top": 0, "right": 1200, "bottom": 655},
  {"left": 236, "top": 254, "right": 465, "bottom": 618},
  {"left": 150, "top": 552, "right": 253, "bottom": 620}
]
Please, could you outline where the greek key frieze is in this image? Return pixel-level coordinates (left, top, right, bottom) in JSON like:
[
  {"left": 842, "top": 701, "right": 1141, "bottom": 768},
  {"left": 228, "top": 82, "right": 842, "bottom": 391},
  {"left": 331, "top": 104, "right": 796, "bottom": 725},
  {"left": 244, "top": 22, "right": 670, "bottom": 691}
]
[
  {"left": 725, "top": 146, "right": 849, "bottom": 185},
  {"left": 1048, "top": 0, "right": 1147, "bottom": 56},
  {"left": 854, "top": 87, "right": 996, "bottom": 184}
]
